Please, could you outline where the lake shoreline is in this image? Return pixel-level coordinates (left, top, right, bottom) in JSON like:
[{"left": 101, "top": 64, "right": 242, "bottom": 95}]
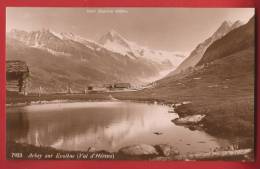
[
  {"left": 110, "top": 92, "right": 254, "bottom": 151},
  {"left": 6, "top": 92, "right": 254, "bottom": 160},
  {"left": 6, "top": 141, "right": 253, "bottom": 161}
]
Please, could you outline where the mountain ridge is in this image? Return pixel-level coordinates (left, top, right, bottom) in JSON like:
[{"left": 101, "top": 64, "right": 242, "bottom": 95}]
[
  {"left": 167, "top": 20, "right": 243, "bottom": 76},
  {"left": 6, "top": 28, "right": 186, "bottom": 92},
  {"left": 197, "top": 17, "right": 254, "bottom": 66},
  {"left": 98, "top": 29, "right": 186, "bottom": 66}
]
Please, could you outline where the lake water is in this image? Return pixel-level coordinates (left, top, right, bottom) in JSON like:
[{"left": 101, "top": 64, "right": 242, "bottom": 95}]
[{"left": 7, "top": 101, "right": 229, "bottom": 154}]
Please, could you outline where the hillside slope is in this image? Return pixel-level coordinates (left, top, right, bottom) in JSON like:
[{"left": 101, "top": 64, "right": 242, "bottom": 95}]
[
  {"left": 168, "top": 20, "right": 242, "bottom": 76},
  {"left": 197, "top": 17, "right": 254, "bottom": 65},
  {"left": 114, "top": 17, "right": 255, "bottom": 148}
]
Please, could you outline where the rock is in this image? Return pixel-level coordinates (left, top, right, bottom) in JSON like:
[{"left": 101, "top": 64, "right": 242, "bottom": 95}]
[
  {"left": 188, "top": 125, "right": 197, "bottom": 131},
  {"left": 175, "top": 103, "right": 182, "bottom": 107},
  {"left": 183, "top": 148, "right": 253, "bottom": 160},
  {"left": 154, "top": 144, "right": 180, "bottom": 157},
  {"left": 119, "top": 144, "right": 158, "bottom": 156},
  {"left": 172, "top": 114, "right": 206, "bottom": 125},
  {"left": 152, "top": 156, "right": 171, "bottom": 161},
  {"left": 182, "top": 101, "right": 192, "bottom": 105},
  {"left": 168, "top": 107, "right": 175, "bottom": 113},
  {"left": 153, "top": 132, "right": 163, "bottom": 135}
]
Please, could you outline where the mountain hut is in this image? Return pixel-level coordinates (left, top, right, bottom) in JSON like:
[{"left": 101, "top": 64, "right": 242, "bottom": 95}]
[{"left": 6, "top": 60, "right": 29, "bottom": 95}]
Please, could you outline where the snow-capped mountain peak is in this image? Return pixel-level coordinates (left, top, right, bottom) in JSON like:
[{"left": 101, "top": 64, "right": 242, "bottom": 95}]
[
  {"left": 97, "top": 30, "right": 186, "bottom": 66},
  {"left": 7, "top": 28, "right": 186, "bottom": 69},
  {"left": 107, "top": 29, "right": 124, "bottom": 39},
  {"left": 98, "top": 30, "right": 133, "bottom": 57}
]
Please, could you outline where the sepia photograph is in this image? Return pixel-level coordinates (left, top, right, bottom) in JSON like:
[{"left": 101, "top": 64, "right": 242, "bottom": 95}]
[{"left": 5, "top": 7, "right": 255, "bottom": 161}]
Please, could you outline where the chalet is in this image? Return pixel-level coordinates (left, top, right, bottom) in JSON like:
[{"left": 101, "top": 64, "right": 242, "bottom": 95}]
[
  {"left": 114, "top": 83, "right": 131, "bottom": 89},
  {"left": 6, "top": 60, "right": 29, "bottom": 95}
]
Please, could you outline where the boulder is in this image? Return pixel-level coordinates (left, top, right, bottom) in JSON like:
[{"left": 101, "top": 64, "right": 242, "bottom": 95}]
[
  {"left": 118, "top": 144, "right": 158, "bottom": 156},
  {"left": 182, "top": 101, "right": 192, "bottom": 105},
  {"left": 154, "top": 144, "right": 180, "bottom": 157},
  {"left": 173, "top": 114, "right": 206, "bottom": 125}
]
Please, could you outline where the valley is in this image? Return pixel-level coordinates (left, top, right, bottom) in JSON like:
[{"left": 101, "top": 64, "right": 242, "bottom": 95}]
[{"left": 6, "top": 13, "right": 255, "bottom": 161}]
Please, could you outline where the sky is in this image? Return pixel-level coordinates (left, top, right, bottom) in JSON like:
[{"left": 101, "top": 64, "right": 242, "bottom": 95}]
[{"left": 6, "top": 8, "right": 254, "bottom": 54}]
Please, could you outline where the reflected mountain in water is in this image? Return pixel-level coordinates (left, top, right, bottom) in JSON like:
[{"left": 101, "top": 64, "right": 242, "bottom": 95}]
[{"left": 7, "top": 101, "right": 229, "bottom": 153}]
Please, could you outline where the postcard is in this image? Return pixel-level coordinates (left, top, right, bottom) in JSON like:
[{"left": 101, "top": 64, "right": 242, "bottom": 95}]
[{"left": 5, "top": 7, "right": 255, "bottom": 161}]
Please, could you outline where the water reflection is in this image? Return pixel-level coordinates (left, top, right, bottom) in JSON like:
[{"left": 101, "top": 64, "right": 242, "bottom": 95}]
[{"left": 7, "top": 101, "right": 229, "bottom": 153}]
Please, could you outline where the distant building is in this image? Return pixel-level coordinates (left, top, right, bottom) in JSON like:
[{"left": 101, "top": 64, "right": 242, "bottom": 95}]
[
  {"left": 114, "top": 83, "right": 131, "bottom": 89},
  {"left": 88, "top": 86, "right": 93, "bottom": 90},
  {"left": 6, "top": 60, "right": 29, "bottom": 95},
  {"left": 104, "top": 83, "right": 113, "bottom": 90}
]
